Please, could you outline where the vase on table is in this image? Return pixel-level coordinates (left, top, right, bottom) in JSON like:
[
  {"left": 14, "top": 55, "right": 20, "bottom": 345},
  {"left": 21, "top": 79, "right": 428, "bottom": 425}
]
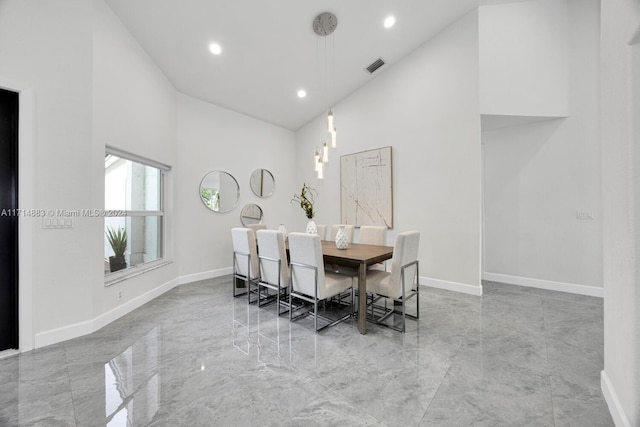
[
  {"left": 306, "top": 219, "right": 317, "bottom": 234},
  {"left": 335, "top": 225, "right": 348, "bottom": 249}
]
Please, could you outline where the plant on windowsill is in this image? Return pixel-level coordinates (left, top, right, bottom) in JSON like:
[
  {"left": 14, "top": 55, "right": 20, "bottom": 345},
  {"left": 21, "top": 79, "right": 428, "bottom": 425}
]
[
  {"left": 290, "top": 183, "right": 318, "bottom": 233},
  {"left": 106, "top": 226, "right": 127, "bottom": 273}
]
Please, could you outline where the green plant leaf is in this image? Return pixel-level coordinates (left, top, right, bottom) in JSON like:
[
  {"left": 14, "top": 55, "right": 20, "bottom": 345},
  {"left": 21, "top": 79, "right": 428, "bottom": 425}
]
[{"left": 106, "top": 226, "right": 127, "bottom": 257}]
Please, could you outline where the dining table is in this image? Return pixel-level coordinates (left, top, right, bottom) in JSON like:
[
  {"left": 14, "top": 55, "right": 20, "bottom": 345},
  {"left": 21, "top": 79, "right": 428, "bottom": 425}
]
[{"left": 321, "top": 240, "right": 394, "bottom": 334}]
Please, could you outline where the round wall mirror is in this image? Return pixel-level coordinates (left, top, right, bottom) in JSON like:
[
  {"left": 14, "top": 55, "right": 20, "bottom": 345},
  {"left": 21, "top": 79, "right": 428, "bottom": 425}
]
[
  {"left": 249, "top": 169, "right": 275, "bottom": 198},
  {"left": 199, "top": 170, "right": 240, "bottom": 213},
  {"left": 240, "top": 204, "right": 263, "bottom": 226}
]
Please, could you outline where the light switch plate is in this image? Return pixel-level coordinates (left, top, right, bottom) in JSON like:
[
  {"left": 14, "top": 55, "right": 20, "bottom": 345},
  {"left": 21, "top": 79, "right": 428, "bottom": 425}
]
[{"left": 576, "top": 211, "right": 594, "bottom": 220}]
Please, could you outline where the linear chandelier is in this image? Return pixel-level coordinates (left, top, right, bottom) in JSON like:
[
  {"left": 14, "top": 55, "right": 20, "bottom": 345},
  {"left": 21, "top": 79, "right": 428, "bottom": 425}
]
[{"left": 313, "top": 12, "right": 338, "bottom": 180}]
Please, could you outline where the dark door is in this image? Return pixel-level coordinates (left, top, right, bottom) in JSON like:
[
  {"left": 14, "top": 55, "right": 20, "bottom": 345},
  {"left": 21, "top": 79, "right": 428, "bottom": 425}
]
[{"left": 0, "top": 88, "right": 19, "bottom": 351}]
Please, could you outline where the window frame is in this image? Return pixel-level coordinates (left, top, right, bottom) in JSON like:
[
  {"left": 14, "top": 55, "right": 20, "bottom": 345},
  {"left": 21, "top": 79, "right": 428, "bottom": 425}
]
[{"left": 104, "top": 147, "right": 171, "bottom": 285}]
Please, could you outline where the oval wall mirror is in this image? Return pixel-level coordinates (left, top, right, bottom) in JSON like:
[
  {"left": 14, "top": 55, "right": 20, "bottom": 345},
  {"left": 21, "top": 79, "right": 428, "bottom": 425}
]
[
  {"left": 199, "top": 170, "right": 240, "bottom": 213},
  {"left": 240, "top": 203, "right": 263, "bottom": 226},
  {"left": 249, "top": 169, "right": 275, "bottom": 198}
]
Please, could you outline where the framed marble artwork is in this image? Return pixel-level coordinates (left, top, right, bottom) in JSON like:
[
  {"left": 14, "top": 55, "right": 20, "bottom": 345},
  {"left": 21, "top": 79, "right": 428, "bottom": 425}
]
[{"left": 340, "top": 146, "right": 393, "bottom": 228}]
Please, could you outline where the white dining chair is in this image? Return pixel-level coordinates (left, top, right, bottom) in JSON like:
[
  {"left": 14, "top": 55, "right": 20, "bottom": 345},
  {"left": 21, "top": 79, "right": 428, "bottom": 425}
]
[
  {"left": 256, "top": 229, "right": 291, "bottom": 314},
  {"left": 315, "top": 224, "right": 327, "bottom": 240},
  {"left": 288, "top": 232, "right": 354, "bottom": 333},
  {"left": 358, "top": 225, "right": 387, "bottom": 246},
  {"left": 365, "top": 231, "right": 420, "bottom": 332},
  {"left": 246, "top": 223, "right": 267, "bottom": 233},
  {"left": 358, "top": 225, "right": 388, "bottom": 271},
  {"left": 231, "top": 227, "right": 260, "bottom": 303}
]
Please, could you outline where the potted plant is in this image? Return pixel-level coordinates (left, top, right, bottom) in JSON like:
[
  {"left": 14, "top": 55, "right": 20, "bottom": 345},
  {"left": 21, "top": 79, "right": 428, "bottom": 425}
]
[
  {"left": 106, "top": 226, "right": 127, "bottom": 272},
  {"left": 291, "top": 183, "right": 318, "bottom": 233}
]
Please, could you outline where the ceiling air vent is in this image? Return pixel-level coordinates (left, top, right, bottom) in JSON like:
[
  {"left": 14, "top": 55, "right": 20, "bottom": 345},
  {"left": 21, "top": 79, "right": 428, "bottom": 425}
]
[{"left": 365, "top": 58, "right": 385, "bottom": 74}]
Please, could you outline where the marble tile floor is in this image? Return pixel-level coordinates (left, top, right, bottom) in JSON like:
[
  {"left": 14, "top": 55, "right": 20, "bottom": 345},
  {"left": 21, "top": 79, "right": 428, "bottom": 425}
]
[{"left": 0, "top": 277, "right": 613, "bottom": 426}]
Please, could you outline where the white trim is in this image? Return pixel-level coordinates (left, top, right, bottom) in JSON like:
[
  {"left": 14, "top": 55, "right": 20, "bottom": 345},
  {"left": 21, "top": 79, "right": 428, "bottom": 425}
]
[
  {"left": 421, "top": 276, "right": 483, "bottom": 296},
  {"left": 92, "top": 278, "right": 178, "bottom": 332},
  {"left": 18, "top": 88, "right": 35, "bottom": 352},
  {"left": 33, "top": 267, "right": 232, "bottom": 349},
  {"left": 0, "top": 349, "right": 20, "bottom": 360},
  {"left": 483, "top": 272, "right": 604, "bottom": 298},
  {"left": 601, "top": 370, "right": 632, "bottom": 427},
  {"left": 0, "top": 78, "right": 36, "bottom": 353},
  {"left": 178, "top": 267, "right": 233, "bottom": 285},
  {"left": 106, "top": 145, "right": 171, "bottom": 171},
  {"left": 105, "top": 260, "right": 173, "bottom": 286},
  {"left": 34, "top": 277, "right": 179, "bottom": 348}
]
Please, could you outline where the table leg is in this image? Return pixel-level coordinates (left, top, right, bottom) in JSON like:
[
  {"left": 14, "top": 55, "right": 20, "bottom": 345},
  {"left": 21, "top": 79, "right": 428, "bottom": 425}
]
[{"left": 358, "top": 263, "right": 367, "bottom": 334}]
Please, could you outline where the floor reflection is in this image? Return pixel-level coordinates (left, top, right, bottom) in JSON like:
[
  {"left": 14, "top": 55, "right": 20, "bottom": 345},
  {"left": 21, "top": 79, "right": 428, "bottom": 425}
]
[
  {"left": 104, "top": 327, "right": 159, "bottom": 426},
  {"left": 0, "top": 278, "right": 611, "bottom": 426},
  {"left": 232, "top": 297, "right": 251, "bottom": 355}
]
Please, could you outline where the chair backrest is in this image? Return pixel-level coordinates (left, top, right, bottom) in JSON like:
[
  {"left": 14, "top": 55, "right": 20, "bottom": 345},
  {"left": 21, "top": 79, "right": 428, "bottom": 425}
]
[
  {"left": 288, "top": 232, "right": 325, "bottom": 298},
  {"left": 246, "top": 224, "right": 267, "bottom": 232},
  {"left": 231, "top": 227, "right": 259, "bottom": 279},
  {"left": 388, "top": 231, "right": 420, "bottom": 294},
  {"left": 316, "top": 224, "right": 327, "bottom": 240},
  {"left": 256, "top": 229, "right": 290, "bottom": 288},
  {"left": 358, "top": 225, "right": 387, "bottom": 246},
  {"left": 330, "top": 224, "right": 354, "bottom": 243}
]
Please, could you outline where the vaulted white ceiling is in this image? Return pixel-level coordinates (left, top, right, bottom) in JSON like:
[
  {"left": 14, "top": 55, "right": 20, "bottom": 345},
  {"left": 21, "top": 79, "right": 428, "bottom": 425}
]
[{"left": 105, "top": 0, "right": 523, "bottom": 130}]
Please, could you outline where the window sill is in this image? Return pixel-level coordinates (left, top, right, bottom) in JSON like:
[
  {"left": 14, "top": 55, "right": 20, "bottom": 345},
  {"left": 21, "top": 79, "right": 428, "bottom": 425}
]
[{"left": 104, "top": 260, "right": 173, "bottom": 287}]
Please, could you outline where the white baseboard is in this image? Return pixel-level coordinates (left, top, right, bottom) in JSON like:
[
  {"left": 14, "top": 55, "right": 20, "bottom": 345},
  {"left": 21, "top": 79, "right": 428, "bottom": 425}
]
[
  {"left": 482, "top": 272, "right": 603, "bottom": 298},
  {"left": 601, "top": 370, "right": 632, "bottom": 427},
  {"left": 33, "top": 268, "right": 233, "bottom": 349},
  {"left": 178, "top": 267, "right": 232, "bottom": 285},
  {"left": 34, "top": 318, "right": 95, "bottom": 349},
  {"left": 34, "top": 277, "right": 180, "bottom": 349},
  {"left": 92, "top": 278, "right": 179, "bottom": 332},
  {"left": 420, "top": 276, "right": 483, "bottom": 296},
  {"left": 0, "top": 349, "right": 20, "bottom": 360}
]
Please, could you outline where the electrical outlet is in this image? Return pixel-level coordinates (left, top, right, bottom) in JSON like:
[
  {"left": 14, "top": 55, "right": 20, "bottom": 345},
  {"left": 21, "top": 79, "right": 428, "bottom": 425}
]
[{"left": 117, "top": 291, "right": 122, "bottom": 300}]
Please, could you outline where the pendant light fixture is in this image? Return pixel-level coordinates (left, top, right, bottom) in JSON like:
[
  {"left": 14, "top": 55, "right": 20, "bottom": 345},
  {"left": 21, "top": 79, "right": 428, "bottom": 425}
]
[
  {"left": 312, "top": 12, "right": 338, "bottom": 179},
  {"left": 328, "top": 109, "right": 337, "bottom": 148},
  {"left": 314, "top": 149, "right": 321, "bottom": 172}
]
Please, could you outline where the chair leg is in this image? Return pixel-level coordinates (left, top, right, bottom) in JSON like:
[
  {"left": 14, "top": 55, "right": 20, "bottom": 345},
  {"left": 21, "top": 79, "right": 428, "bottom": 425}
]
[
  {"left": 289, "top": 291, "right": 293, "bottom": 322},
  {"left": 314, "top": 299, "right": 318, "bottom": 333},
  {"left": 351, "top": 288, "right": 355, "bottom": 317},
  {"left": 401, "top": 297, "right": 406, "bottom": 333}
]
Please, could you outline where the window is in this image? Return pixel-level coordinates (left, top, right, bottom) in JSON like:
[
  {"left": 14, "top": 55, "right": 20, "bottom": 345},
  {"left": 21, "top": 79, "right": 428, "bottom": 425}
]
[{"left": 104, "top": 149, "right": 169, "bottom": 277}]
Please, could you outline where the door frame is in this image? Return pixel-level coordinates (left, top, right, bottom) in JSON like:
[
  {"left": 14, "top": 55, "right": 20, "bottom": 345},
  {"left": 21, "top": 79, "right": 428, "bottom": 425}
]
[{"left": 0, "top": 77, "right": 35, "bottom": 352}]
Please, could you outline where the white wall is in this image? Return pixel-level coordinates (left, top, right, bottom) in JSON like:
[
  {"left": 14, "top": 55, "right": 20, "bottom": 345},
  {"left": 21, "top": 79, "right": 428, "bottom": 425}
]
[
  {"left": 295, "top": 10, "right": 482, "bottom": 293},
  {"left": 600, "top": 0, "right": 640, "bottom": 424},
  {"left": 479, "top": 0, "right": 569, "bottom": 117},
  {"left": 92, "top": 0, "right": 178, "bottom": 317},
  {"left": 175, "top": 94, "right": 296, "bottom": 279},
  {"left": 483, "top": 0, "right": 601, "bottom": 294},
  {"left": 0, "top": 0, "right": 95, "bottom": 346},
  {"left": 0, "top": 0, "right": 296, "bottom": 349}
]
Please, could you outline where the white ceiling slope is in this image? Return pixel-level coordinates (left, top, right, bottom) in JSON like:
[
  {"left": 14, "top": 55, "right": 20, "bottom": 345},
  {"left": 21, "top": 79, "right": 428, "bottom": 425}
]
[{"left": 105, "top": 0, "right": 522, "bottom": 130}]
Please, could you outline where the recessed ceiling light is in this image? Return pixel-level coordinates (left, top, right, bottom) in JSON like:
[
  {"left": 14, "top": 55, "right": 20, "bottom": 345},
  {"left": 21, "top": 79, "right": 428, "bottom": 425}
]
[
  {"left": 209, "top": 43, "right": 222, "bottom": 55},
  {"left": 384, "top": 16, "right": 396, "bottom": 29},
  {"left": 297, "top": 89, "right": 307, "bottom": 98}
]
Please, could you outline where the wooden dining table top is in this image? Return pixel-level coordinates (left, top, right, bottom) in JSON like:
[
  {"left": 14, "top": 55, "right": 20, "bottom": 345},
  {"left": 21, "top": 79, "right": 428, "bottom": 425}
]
[{"left": 320, "top": 240, "right": 393, "bottom": 266}]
